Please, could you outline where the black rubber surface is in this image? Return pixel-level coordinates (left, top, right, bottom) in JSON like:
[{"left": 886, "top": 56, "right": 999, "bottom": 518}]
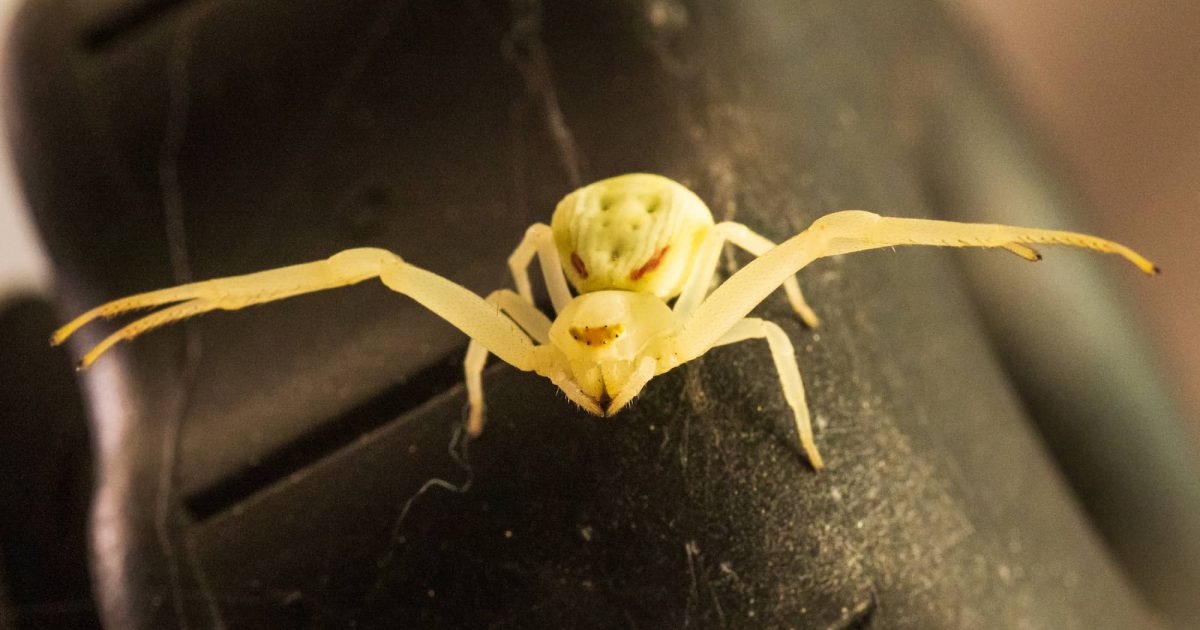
[{"left": 8, "top": 0, "right": 1197, "bottom": 627}]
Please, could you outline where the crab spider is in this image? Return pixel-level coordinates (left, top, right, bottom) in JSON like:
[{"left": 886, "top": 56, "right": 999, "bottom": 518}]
[{"left": 52, "top": 173, "right": 1157, "bottom": 469}]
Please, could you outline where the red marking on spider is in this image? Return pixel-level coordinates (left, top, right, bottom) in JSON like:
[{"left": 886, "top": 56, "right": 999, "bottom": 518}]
[
  {"left": 631, "top": 246, "right": 669, "bottom": 281},
  {"left": 571, "top": 252, "right": 589, "bottom": 278}
]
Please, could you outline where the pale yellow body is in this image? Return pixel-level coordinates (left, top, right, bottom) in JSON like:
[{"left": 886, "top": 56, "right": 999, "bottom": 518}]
[
  {"left": 53, "top": 173, "right": 1158, "bottom": 469},
  {"left": 551, "top": 174, "right": 713, "bottom": 298}
]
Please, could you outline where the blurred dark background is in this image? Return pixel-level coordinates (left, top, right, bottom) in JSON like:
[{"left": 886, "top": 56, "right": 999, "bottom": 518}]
[
  {"left": 0, "top": 0, "right": 1197, "bottom": 628},
  {"left": 952, "top": 0, "right": 1200, "bottom": 454}
]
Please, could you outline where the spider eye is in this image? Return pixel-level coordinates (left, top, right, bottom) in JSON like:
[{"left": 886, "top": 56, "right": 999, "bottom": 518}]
[{"left": 568, "top": 324, "right": 625, "bottom": 348}]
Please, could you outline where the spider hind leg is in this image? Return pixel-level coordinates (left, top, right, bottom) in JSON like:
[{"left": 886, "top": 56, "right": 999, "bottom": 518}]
[{"left": 716, "top": 317, "right": 824, "bottom": 469}]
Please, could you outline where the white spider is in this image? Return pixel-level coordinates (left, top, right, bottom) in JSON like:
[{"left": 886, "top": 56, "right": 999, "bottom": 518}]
[{"left": 52, "top": 173, "right": 1157, "bottom": 469}]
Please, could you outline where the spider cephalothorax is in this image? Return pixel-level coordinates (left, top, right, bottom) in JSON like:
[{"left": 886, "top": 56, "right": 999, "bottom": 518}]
[{"left": 53, "top": 173, "right": 1157, "bottom": 469}]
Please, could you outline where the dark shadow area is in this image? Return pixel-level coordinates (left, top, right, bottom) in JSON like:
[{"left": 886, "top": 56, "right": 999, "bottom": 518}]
[
  {"left": 0, "top": 298, "right": 99, "bottom": 629},
  {"left": 82, "top": 0, "right": 202, "bottom": 51}
]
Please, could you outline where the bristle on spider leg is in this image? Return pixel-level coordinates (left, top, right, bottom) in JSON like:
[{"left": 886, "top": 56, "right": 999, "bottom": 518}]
[
  {"left": 1002, "top": 243, "right": 1042, "bottom": 262},
  {"left": 75, "top": 299, "right": 213, "bottom": 369}
]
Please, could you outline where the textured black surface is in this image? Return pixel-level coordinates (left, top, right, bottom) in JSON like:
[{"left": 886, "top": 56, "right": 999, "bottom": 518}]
[{"left": 6, "top": 0, "right": 1190, "bottom": 627}]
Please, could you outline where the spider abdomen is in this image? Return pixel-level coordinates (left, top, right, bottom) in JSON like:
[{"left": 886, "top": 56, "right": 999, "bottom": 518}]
[{"left": 551, "top": 173, "right": 713, "bottom": 299}]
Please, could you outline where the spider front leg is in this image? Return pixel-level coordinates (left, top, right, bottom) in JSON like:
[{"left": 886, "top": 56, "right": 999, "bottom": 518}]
[
  {"left": 678, "top": 210, "right": 1158, "bottom": 359},
  {"left": 507, "top": 223, "right": 573, "bottom": 314},
  {"left": 52, "top": 249, "right": 392, "bottom": 367},
  {"left": 715, "top": 317, "right": 823, "bottom": 469},
  {"left": 669, "top": 211, "right": 1156, "bottom": 470},
  {"left": 672, "top": 222, "right": 818, "bottom": 327},
  {"left": 54, "top": 248, "right": 541, "bottom": 373},
  {"left": 464, "top": 289, "right": 552, "bottom": 435}
]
